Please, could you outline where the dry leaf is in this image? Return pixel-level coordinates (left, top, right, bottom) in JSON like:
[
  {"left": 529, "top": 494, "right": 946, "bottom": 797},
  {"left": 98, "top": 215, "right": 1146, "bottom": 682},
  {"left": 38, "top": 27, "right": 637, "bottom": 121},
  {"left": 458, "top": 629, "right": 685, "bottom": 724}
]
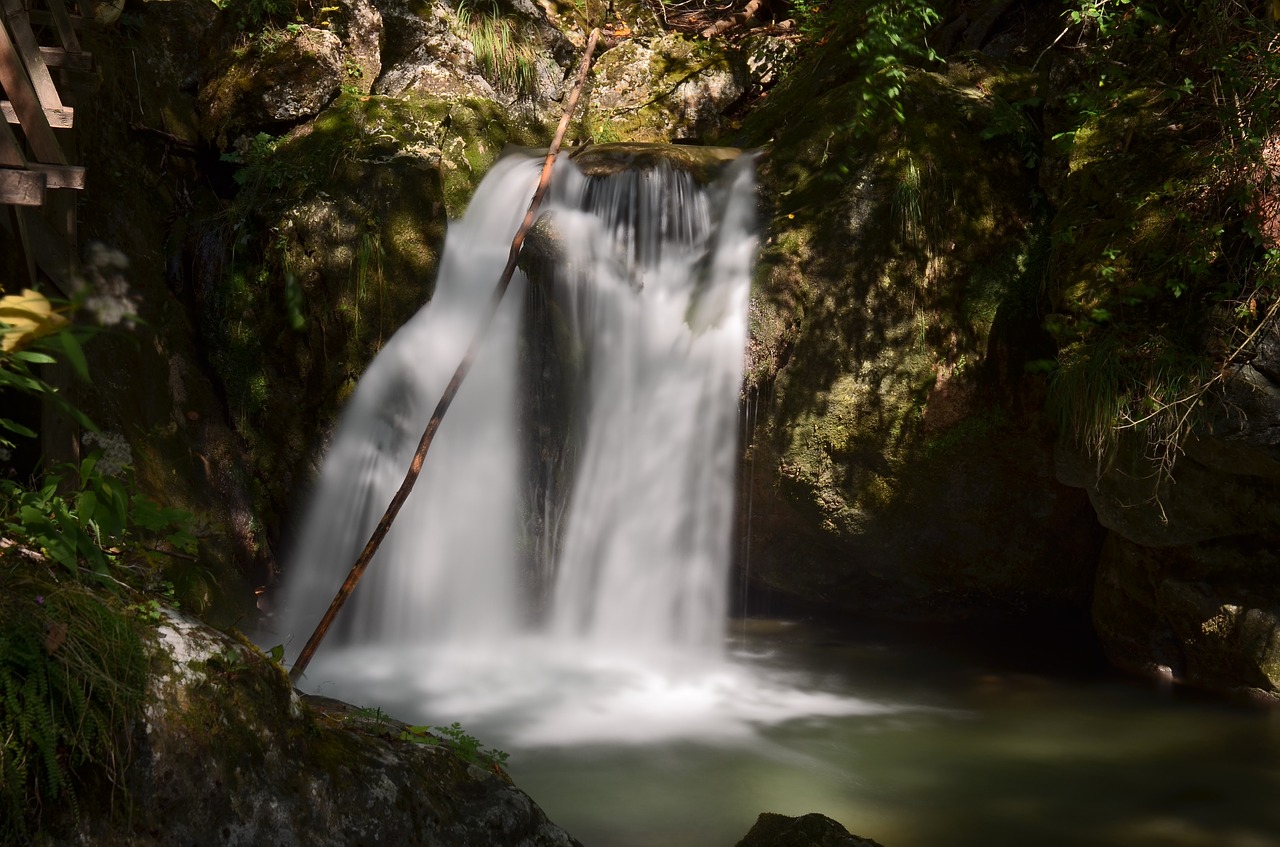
[{"left": 44, "top": 621, "right": 68, "bottom": 654}]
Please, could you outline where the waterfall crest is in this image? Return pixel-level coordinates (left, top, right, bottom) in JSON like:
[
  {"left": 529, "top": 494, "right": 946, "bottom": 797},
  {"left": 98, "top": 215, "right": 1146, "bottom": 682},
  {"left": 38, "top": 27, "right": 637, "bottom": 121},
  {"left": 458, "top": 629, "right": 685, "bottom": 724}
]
[{"left": 275, "top": 146, "right": 759, "bottom": 699}]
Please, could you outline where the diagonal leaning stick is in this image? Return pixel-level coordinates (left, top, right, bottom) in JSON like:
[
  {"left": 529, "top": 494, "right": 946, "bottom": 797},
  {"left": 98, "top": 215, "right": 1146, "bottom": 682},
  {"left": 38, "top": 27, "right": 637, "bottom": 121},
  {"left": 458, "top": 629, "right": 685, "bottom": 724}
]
[{"left": 289, "top": 28, "right": 602, "bottom": 683}]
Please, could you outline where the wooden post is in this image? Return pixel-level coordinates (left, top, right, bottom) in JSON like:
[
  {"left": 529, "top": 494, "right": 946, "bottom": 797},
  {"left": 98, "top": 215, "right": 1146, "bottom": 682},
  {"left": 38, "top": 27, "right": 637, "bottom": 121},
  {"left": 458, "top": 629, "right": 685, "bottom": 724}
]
[{"left": 288, "top": 28, "right": 602, "bottom": 682}]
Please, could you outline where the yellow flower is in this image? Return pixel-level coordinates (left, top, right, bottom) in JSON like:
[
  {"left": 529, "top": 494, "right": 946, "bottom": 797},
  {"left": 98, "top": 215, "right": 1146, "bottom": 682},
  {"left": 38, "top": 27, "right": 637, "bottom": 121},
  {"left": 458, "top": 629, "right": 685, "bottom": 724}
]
[{"left": 0, "top": 289, "right": 69, "bottom": 353}]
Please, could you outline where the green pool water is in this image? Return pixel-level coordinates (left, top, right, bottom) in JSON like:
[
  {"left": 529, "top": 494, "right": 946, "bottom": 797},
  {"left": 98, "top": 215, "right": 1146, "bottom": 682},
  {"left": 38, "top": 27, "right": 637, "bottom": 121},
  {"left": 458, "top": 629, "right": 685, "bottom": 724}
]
[{"left": 499, "top": 619, "right": 1280, "bottom": 847}]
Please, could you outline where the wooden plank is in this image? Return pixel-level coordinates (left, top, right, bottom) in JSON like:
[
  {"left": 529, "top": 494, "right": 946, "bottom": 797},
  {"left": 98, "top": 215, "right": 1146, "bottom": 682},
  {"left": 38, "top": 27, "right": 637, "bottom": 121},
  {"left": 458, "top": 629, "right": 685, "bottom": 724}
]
[
  {"left": 40, "top": 45, "right": 92, "bottom": 70},
  {"left": 0, "top": 114, "right": 25, "bottom": 167},
  {"left": 38, "top": 162, "right": 81, "bottom": 189},
  {"left": 1, "top": 0, "right": 66, "bottom": 111},
  {"left": 0, "top": 166, "right": 44, "bottom": 205},
  {"left": 1, "top": 100, "right": 74, "bottom": 128},
  {"left": 43, "top": 0, "right": 82, "bottom": 54},
  {"left": 0, "top": 17, "right": 66, "bottom": 163}
]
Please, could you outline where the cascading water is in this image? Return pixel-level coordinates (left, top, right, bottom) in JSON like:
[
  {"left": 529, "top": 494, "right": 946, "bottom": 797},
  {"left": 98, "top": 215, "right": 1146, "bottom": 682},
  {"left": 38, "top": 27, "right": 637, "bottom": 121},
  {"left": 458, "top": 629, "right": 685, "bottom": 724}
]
[{"left": 272, "top": 146, "right": 882, "bottom": 746}]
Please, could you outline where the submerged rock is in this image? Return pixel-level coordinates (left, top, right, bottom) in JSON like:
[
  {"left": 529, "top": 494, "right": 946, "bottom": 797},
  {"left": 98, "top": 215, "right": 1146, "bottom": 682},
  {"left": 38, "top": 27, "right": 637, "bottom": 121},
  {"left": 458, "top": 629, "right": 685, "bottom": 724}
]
[{"left": 58, "top": 610, "right": 581, "bottom": 846}]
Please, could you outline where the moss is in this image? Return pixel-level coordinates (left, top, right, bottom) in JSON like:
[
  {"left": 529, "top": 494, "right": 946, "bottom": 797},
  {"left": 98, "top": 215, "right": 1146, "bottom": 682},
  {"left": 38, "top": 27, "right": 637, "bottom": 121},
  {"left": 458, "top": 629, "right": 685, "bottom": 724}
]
[{"left": 739, "top": 48, "right": 1080, "bottom": 620}]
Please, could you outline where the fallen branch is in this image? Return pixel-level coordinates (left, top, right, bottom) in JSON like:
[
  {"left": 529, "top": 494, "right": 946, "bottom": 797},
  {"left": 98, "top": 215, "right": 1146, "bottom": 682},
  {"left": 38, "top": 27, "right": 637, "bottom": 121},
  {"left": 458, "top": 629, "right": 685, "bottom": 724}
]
[
  {"left": 288, "top": 28, "right": 603, "bottom": 683},
  {"left": 700, "top": 0, "right": 763, "bottom": 38}
]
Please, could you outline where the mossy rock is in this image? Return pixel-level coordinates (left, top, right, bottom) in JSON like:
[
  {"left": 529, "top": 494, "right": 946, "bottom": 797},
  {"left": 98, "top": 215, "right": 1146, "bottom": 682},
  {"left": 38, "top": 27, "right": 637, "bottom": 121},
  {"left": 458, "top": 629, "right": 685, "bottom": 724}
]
[
  {"left": 569, "top": 141, "right": 742, "bottom": 181},
  {"left": 579, "top": 34, "right": 747, "bottom": 143},
  {"left": 740, "top": 57, "right": 1102, "bottom": 624},
  {"left": 31, "top": 607, "right": 582, "bottom": 845}
]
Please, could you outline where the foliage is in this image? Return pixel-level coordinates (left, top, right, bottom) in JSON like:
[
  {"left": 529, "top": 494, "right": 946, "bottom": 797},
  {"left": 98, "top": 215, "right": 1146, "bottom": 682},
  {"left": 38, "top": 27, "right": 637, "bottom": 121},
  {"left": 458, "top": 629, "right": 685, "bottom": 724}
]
[
  {"left": 400, "top": 721, "right": 509, "bottom": 768},
  {"left": 0, "top": 564, "right": 148, "bottom": 841},
  {"left": 1042, "top": 0, "right": 1280, "bottom": 480},
  {"left": 0, "top": 454, "right": 200, "bottom": 587},
  {"left": 456, "top": 0, "right": 541, "bottom": 96},
  {"left": 0, "top": 288, "right": 210, "bottom": 837},
  {"left": 0, "top": 290, "right": 95, "bottom": 451},
  {"left": 211, "top": 0, "right": 303, "bottom": 32},
  {"left": 792, "top": 0, "right": 943, "bottom": 131}
]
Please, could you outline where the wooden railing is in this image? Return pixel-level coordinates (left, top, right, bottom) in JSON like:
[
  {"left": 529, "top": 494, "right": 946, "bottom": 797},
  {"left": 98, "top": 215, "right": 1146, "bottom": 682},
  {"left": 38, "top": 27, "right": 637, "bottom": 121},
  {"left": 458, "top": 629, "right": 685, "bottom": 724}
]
[{"left": 1, "top": 0, "right": 92, "bottom": 292}]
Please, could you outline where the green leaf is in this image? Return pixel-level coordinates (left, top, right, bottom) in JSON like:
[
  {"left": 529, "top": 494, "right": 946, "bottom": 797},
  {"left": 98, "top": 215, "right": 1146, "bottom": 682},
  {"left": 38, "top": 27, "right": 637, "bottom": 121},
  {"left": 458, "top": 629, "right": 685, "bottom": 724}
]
[
  {"left": 167, "top": 529, "right": 199, "bottom": 554},
  {"left": 0, "top": 418, "right": 37, "bottom": 438},
  {"left": 49, "top": 331, "right": 90, "bottom": 381},
  {"left": 76, "top": 491, "right": 98, "bottom": 527},
  {"left": 9, "top": 350, "right": 57, "bottom": 364},
  {"left": 80, "top": 452, "right": 100, "bottom": 481}
]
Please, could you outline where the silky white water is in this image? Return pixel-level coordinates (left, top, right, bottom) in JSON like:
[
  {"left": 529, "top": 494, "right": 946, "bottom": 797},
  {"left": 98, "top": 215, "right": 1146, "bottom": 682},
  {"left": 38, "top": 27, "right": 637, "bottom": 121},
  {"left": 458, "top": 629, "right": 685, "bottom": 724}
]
[{"left": 272, "top": 147, "right": 891, "bottom": 746}]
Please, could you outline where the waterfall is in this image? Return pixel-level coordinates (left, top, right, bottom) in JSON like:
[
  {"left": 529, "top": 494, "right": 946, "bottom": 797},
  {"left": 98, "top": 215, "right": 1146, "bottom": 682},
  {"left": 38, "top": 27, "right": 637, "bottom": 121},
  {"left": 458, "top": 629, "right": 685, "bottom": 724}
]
[{"left": 273, "top": 146, "right": 762, "bottom": 740}]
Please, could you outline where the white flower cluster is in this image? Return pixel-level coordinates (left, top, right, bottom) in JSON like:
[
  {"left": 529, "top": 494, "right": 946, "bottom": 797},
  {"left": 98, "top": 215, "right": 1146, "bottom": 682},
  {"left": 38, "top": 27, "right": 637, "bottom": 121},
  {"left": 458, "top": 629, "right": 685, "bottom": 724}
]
[
  {"left": 81, "top": 242, "right": 140, "bottom": 328},
  {"left": 82, "top": 430, "right": 132, "bottom": 477}
]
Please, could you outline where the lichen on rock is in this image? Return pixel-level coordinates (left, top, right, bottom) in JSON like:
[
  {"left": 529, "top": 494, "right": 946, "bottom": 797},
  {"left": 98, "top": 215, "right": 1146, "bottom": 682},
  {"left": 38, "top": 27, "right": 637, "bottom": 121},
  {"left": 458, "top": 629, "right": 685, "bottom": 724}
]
[{"left": 581, "top": 33, "right": 747, "bottom": 143}]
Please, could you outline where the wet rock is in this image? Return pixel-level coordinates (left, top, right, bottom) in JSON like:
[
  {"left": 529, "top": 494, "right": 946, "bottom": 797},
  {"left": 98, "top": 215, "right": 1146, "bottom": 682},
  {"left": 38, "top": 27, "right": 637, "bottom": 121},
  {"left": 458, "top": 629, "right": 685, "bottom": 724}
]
[
  {"left": 735, "top": 812, "right": 886, "bottom": 847},
  {"left": 570, "top": 141, "right": 742, "bottom": 181}
]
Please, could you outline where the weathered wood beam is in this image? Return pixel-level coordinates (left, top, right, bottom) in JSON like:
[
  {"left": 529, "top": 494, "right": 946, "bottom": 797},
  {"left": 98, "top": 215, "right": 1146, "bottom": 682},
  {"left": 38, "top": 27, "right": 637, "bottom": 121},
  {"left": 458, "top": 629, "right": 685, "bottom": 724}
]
[
  {"left": 5, "top": 204, "right": 38, "bottom": 285},
  {"left": 40, "top": 45, "right": 91, "bottom": 70},
  {"left": 1, "top": 100, "right": 74, "bottom": 128},
  {"left": 0, "top": 166, "right": 44, "bottom": 204},
  {"left": 0, "top": 113, "right": 25, "bottom": 166},
  {"left": 0, "top": 16, "right": 68, "bottom": 162},
  {"left": 43, "top": 0, "right": 82, "bottom": 54},
  {"left": 1, "top": 0, "right": 66, "bottom": 111}
]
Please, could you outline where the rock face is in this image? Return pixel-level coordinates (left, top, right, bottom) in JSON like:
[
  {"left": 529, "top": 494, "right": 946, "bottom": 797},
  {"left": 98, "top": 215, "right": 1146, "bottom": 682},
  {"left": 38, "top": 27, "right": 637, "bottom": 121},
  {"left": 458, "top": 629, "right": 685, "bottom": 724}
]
[
  {"left": 60, "top": 611, "right": 581, "bottom": 846},
  {"left": 1058, "top": 323, "right": 1280, "bottom": 700},
  {"left": 65, "top": 0, "right": 276, "bottom": 617},
  {"left": 735, "top": 50, "right": 1104, "bottom": 626}
]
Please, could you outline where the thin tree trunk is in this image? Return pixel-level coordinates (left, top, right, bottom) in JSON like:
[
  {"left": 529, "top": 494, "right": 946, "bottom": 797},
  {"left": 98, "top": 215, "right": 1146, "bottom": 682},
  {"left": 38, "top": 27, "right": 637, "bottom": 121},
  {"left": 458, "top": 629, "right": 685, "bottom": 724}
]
[{"left": 289, "top": 28, "right": 603, "bottom": 683}]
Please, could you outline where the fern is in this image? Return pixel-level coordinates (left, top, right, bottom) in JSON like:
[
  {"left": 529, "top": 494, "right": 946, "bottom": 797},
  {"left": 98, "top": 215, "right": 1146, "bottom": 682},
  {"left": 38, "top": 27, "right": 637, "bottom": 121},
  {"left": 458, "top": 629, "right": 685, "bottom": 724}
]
[{"left": 0, "top": 568, "right": 146, "bottom": 840}]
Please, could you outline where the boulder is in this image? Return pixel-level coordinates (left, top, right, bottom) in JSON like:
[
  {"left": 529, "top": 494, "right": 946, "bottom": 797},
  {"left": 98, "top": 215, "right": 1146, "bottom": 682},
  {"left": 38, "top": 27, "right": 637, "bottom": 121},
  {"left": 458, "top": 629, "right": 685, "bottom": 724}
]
[
  {"left": 736, "top": 52, "right": 1103, "bottom": 625},
  {"left": 1060, "top": 323, "right": 1280, "bottom": 701},
  {"left": 582, "top": 34, "right": 748, "bottom": 142},
  {"left": 199, "top": 26, "right": 346, "bottom": 149},
  {"left": 58, "top": 610, "right": 582, "bottom": 846},
  {"left": 375, "top": 0, "right": 574, "bottom": 123}
]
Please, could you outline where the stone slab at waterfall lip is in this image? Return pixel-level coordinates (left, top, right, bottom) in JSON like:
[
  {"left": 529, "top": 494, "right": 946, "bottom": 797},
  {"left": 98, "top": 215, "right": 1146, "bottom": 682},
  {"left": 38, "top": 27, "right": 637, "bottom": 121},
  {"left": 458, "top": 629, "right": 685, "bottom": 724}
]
[{"left": 567, "top": 141, "right": 744, "bottom": 182}]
